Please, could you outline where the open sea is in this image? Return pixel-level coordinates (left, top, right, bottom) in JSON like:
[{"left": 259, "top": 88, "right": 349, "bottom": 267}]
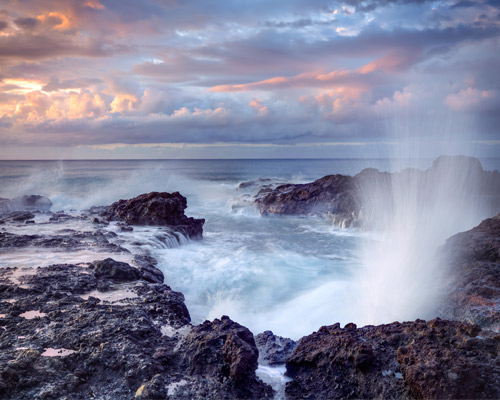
[{"left": 1, "top": 158, "right": 499, "bottom": 339}]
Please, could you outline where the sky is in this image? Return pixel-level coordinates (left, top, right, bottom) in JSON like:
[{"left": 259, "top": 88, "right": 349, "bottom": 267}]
[{"left": 0, "top": 0, "right": 499, "bottom": 159}]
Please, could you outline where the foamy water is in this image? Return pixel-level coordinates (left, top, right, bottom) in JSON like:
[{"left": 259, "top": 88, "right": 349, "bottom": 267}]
[{"left": 1, "top": 158, "right": 499, "bottom": 339}]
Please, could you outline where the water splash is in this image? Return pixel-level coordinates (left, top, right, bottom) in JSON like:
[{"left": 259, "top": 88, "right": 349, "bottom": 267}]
[{"left": 355, "top": 153, "right": 499, "bottom": 325}]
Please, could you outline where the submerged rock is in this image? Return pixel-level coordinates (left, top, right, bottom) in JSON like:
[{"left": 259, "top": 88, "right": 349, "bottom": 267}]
[
  {"left": 286, "top": 319, "right": 500, "bottom": 400},
  {"left": 107, "top": 192, "right": 205, "bottom": 239}
]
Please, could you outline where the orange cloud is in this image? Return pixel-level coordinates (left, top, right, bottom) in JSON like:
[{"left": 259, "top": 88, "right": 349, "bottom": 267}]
[
  {"left": 84, "top": 1, "right": 106, "bottom": 10},
  {"left": 249, "top": 98, "right": 268, "bottom": 115},
  {"left": 37, "top": 12, "right": 72, "bottom": 31},
  {"left": 209, "top": 50, "right": 420, "bottom": 94},
  {"left": 110, "top": 94, "right": 140, "bottom": 114}
]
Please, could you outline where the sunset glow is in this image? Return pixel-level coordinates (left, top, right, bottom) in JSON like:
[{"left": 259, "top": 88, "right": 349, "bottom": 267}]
[{"left": 0, "top": 0, "right": 498, "bottom": 159}]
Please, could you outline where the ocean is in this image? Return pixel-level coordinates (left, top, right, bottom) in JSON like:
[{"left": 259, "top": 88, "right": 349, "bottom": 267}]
[{"left": 1, "top": 158, "right": 499, "bottom": 339}]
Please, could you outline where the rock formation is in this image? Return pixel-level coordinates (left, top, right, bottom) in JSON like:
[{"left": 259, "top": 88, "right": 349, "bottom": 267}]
[
  {"left": 439, "top": 213, "right": 500, "bottom": 331},
  {"left": 285, "top": 319, "right": 500, "bottom": 399},
  {"left": 106, "top": 192, "right": 205, "bottom": 239}
]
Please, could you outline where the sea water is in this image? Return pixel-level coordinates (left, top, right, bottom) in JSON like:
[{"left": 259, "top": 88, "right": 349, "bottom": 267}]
[{"left": 1, "top": 158, "right": 499, "bottom": 339}]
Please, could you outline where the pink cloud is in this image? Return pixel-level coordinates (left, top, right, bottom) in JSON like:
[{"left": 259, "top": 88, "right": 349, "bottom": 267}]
[{"left": 445, "top": 87, "right": 500, "bottom": 112}]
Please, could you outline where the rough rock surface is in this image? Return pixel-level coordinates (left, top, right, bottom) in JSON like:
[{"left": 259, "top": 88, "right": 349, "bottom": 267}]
[
  {"left": 439, "top": 213, "right": 500, "bottom": 331},
  {"left": 256, "top": 174, "right": 360, "bottom": 227},
  {"left": 0, "top": 231, "right": 128, "bottom": 253},
  {"left": 285, "top": 319, "right": 500, "bottom": 400},
  {"left": 0, "top": 261, "right": 272, "bottom": 400},
  {"left": 255, "top": 330, "right": 297, "bottom": 365},
  {"left": 256, "top": 156, "right": 500, "bottom": 228},
  {"left": 106, "top": 192, "right": 205, "bottom": 239}
]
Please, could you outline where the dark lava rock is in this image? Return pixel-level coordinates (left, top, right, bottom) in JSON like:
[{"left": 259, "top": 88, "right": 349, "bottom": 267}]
[
  {"left": 92, "top": 257, "right": 141, "bottom": 282},
  {"left": 176, "top": 316, "right": 274, "bottom": 399},
  {"left": 256, "top": 156, "right": 500, "bottom": 229},
  {"left": 285, "top": 319, "right": 500, "bottom": 400},
  {"left": 10, "top": 194, "right": 52, "bottom": 211},
  {"left": 133, "top": 255, "right": 164, "bottom": 284},
  {"left": 256, "top": 174, "right": 360, "bottom": 227},
  {"left": 107, "top": 192, "right": 205, "bottom": 239},
  {"left": 255, "top": 330, "right": 297, "bottom": 365},
  {"left": 0, "top": 231, "right": 128, "bottom": 253},
  {"left": 439, "top": 213, "right": 500, "bottom": 330},
  {"left": 10, "top": 211, "right": 36, "bottom": 221},
  {"left": 0, "top": 262, "right": 271, "bottom": 400}
]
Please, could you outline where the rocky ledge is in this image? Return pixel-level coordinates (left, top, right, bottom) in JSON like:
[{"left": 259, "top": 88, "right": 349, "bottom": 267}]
[
  {"left": 439, "top": 213, "right": 500, "bottom": 331},
  {"left": 285, "top": 319, "right": 500, "bottom": 399},
  {"left": 0, "top": 259, "right": 272, "bottom": 400}
]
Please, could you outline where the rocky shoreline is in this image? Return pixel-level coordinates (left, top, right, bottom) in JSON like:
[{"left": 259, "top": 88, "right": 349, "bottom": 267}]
[
  {"left": 1, "top": 180, "right": 500, "bottom": 399},
  {"left": 255, "top": 156, "right": 500, "bottom": 228}
]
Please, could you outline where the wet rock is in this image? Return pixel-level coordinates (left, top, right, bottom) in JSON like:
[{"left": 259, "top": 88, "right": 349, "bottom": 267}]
[
  {"left": 255, "top": 330, "right": 297, "bottom": 365},
  {"left": 256, "top": 174, "right": 360, "bottom": 227},
  {"left": 285, "top": 319, "right": 500, "bottom": 400},
  {"left": 10, "top": 195, "right": 52, "bottom": 211},
  {"left": 177, "top": 315, "right": 273, "bottom": 399},
  {"left": 0, "top": 231, "right": 127, "bottom": 253},
  {"left": 0, "top": 259, "right": 272, "bottom": 400},
  {"left": 256, "top": 156, "right": 500, "bottom": 229},
  {"left": 107, "top": 192, "right": 205, "bottom": 239},
  {"left": 133, "top": 255, "right": 164, "bottom": 284},
  {"left": 10, "top": 211, "right": 35, "bottom": 221},
  {"left": 439, "top": 213, "right": 500, "bottom": 330},
  {"left": 92, "top": 258, "right": 140, "bottom": 282}
]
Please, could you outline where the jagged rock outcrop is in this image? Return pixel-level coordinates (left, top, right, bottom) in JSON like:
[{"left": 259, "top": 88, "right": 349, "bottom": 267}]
[
  {"left": 439, "top": 213, "right": 500, "bottom": 331},
  {"left": 256, "top": 174, "right": 361, "bottom": 227},
  {"left": 285, "top": 319, "right": 500, "bottom": 399},
  {"left": 0, "top": 261, "right": 272, "bottom": 400},
  {"left": 256, "top": 156, "right": 500, "bottom": 228},
  {"left": 255, "top": 330, "right": 297, "bottom": 365},
  {"left": 106, "top": 192, "right": 205, "bottom": 239}
]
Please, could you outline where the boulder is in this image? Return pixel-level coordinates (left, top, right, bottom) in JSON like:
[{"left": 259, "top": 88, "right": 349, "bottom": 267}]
[
  {"left": 255, "top": 330, "right": 297, "bottom": 365},
  {"left": 285, "top": 319, "right": 500, "bottom": 400},
  {"left": 177, "top": 316, "right": 273, "bottom": 399},
  {"left": 256, "top": 174, "right": 360, "bottom": 228},
  {"left": 92, "top": 258, "right": 141, "bottom": 282},
  {"left": 107, "top": 192, "right": 205, "bottom": 239}
]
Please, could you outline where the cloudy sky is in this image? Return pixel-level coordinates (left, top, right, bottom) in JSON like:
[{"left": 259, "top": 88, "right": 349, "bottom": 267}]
[{"left": 0, "top": 0, "right": 499, "bottom": 159}]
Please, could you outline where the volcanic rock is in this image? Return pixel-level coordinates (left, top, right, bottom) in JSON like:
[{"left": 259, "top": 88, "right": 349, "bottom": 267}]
[
  {"left": 256, "top": 174, "right": 360, "bottom": 227},
  {"left": 176, "top": 316, "right": 273, "bottom": 399},
  {"left": 440, "top": 213, "right": 500, "bottom": 330},
  {"left": 0, "top": 261, "right": 271, "bottom": 400},
  {"left": 256, "top": 156, "right": 500, "bottom": 229},
  {"left": 285, "top": 319, "right": 500, "bottom": 399},
  {"left": 255, "top": 330, "right": 297, "bottom": 365},
  {"left": 92, "top": 257, "right": 141, "bottom": 282},
  {"left": 106, "top": 192, "right": 205, "bottom": 239}
]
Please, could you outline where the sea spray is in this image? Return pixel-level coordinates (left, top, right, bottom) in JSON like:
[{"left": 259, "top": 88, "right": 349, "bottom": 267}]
[{"left": 355, "top": 154, "right": 497, "bottom": 325}]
